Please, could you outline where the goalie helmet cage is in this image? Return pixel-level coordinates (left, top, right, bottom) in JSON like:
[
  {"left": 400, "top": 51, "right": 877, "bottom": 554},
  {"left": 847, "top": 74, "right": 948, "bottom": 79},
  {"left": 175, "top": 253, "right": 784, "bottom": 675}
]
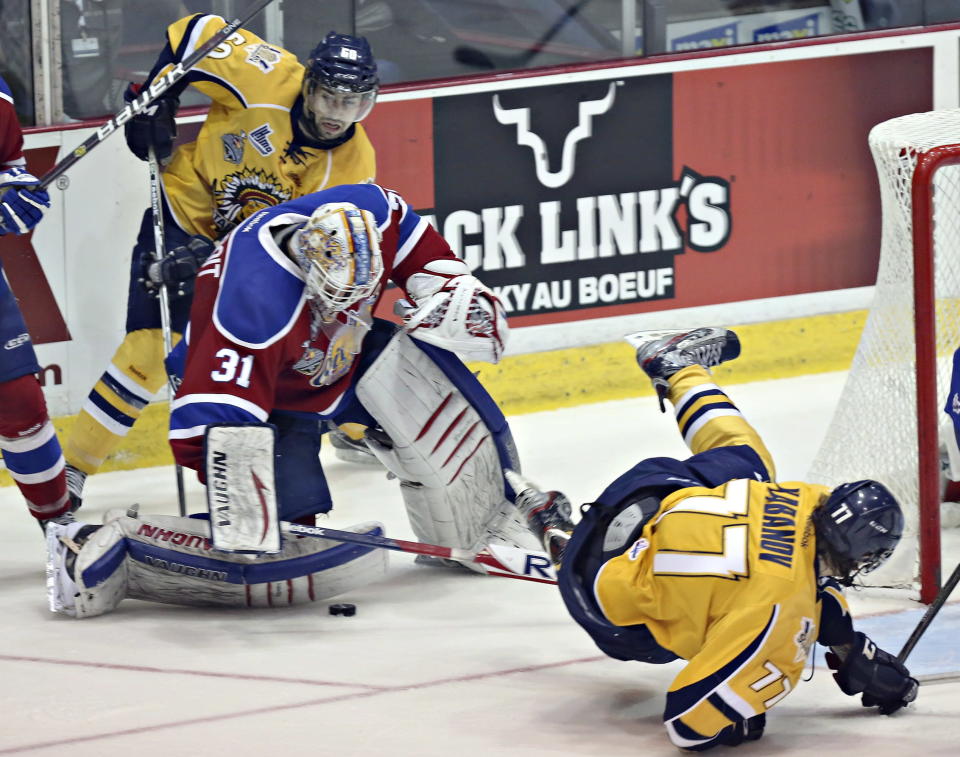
[{"left": 807, "top": 109, "right": 960, "bottom": 604}]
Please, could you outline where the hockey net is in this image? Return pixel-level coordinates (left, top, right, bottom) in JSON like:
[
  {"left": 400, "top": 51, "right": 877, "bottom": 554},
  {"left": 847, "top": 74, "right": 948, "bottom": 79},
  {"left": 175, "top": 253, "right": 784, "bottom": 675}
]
[{"left": 807, "top": 109, "right": 960, "bottom": 603}]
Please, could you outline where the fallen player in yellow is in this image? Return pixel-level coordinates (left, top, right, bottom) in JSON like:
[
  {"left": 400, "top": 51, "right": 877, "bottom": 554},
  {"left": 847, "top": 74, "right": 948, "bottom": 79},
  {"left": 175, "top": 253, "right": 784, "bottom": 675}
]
[{"left": 514, "top": 327, "right": 918, "bottom": 751}]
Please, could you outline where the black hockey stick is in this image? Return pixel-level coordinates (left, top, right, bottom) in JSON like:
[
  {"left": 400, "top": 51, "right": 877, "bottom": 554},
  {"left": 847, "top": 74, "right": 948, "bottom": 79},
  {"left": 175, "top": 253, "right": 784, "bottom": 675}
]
[
  {"left": 453, "top": 0, "right": 594, "bottom": 71},
  {"left": 897, "top": 560, "right": 960, "bottom": 663},
  {"left": 146, "top": 146, "right": 187, "bottom": 516},
  {"left": 37, "top": 0, "right": 276, "bottom": 190}
]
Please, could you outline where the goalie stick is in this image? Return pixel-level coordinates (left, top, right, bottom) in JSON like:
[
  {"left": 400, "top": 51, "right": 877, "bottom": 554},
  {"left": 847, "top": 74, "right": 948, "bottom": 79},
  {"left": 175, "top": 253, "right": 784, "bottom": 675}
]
[
  {"left": 284, "top": 522, "right": 559, "bottom": 585},
  {"left": 36, "top": 0, "right": 276, "bottom": 190},
  {"left": 201, "top": 426, "right": 557, "bottom": 584},
  {"left": 897, "top": 559, "right": 960, "bottom": 663}
]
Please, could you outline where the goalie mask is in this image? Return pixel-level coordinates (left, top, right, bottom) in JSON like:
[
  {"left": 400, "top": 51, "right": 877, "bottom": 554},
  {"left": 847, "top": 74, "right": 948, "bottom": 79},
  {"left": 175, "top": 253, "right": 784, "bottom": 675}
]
[
  {"left": 290, "top": 202, "right": 384, "bottom": 320},
  {"left": 812, "top": 479, "right": 903, "bottom": 585},
  {"left": 301, "top": 32, "right": 379, "bottom": 142}
]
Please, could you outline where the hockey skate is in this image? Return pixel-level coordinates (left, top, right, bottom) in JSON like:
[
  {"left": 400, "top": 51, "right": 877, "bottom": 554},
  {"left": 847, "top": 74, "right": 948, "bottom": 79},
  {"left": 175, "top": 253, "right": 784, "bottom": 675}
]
[
  {"left": 64, "top": 463, "right": 86, "bottom": 511},
  {"left": 625, "top": 327, "right": 740, "bottom": 409},
  {"left": 505, "top": 469, "right": 575, "bottom": 567},
  {"left": 37, "top": 488, "right": 83, "bottom": 535}
]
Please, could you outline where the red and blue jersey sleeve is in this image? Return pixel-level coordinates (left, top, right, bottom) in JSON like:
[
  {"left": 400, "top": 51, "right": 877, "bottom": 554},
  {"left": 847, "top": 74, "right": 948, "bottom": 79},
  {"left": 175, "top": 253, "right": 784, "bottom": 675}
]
[
  {"left": 375, "top": 186, "right": 462, "bottom": 288},
  {"left": 0, "top": 75, "right": 26, "bottom": 170}
]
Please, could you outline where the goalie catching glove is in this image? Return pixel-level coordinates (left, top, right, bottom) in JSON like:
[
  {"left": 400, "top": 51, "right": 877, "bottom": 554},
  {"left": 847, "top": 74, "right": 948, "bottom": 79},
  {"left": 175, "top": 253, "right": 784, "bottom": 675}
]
[
  {"left": 398, "top": 259, "right": 507, "bottom": 364},
  {"left": 825, "top": 631, "right": 919, "bottom": 714}
]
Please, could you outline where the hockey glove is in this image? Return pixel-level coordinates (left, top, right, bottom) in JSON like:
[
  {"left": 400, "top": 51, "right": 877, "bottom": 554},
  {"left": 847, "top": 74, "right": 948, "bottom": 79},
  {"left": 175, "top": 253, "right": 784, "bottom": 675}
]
[
  {"left": 0, "top": 167, "right": 50, "bottom": 235},
  {"left": 825, "top": 631, "right": 919, "bottom": 715},
  {"left": 139, "top": 235, "right": 214, "bottom": 298},
  {"left": 123, "top": 82, "right": 179, "bottom": 164}
]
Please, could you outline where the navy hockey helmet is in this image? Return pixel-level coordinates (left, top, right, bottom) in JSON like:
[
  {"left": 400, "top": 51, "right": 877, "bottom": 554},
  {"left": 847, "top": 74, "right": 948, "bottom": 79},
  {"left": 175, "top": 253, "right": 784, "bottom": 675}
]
[
  {"left": 306, "top": 32, "right": 379, "bottom": 94},
  {"left": 301, "top": 32, "right": 379, "bottom": 140},
  {"left": 812, "top": 480, "right": 904, "bottom": 585}
]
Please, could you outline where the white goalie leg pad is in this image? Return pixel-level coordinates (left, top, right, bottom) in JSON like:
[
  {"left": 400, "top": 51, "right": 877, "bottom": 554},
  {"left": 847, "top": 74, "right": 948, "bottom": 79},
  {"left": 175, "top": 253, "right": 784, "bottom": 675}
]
[
  {"left": 49, "top": 508, "right": 387, "bottom": 614},
  {"left": 120, "top": 510, "right": 388, "bottom": 608},
  {"left": 205, "top": 423, "right": 280, "bottom": 554},
  {"left": 357, "top": 331, "right": 541, "bottom": 561},
  {"left": 46, "top": 518, "right": 128, "bottom": 619}
]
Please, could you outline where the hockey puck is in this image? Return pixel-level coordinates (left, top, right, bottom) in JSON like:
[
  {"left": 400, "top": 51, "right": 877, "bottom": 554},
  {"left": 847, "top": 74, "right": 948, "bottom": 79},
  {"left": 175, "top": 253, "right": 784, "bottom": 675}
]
[{"left": 329, "top": 603, "right": 357, "bottom": 617}]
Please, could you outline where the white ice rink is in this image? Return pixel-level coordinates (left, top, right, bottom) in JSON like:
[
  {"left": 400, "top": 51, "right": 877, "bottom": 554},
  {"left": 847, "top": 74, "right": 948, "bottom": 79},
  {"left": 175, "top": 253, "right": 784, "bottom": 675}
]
[{"left": 2, "top": 371, "right": 960, "bottom": 756}]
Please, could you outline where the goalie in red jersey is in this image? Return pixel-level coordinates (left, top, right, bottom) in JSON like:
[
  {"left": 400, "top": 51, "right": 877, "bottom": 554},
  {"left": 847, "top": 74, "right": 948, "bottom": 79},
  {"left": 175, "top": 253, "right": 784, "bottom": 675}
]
[{"left": 46, "top": 183, "right": 545, "bottom": 618}]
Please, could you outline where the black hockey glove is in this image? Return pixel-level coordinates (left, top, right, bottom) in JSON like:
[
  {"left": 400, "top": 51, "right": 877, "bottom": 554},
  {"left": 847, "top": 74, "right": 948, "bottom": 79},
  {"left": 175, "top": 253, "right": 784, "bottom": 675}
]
[
  {"left": 139, "top": 235, "right": 214, "bottom": 298},
  {"left": 123, "top": 82, "right": 179, "bottom": 165},
  {"left": 715, "top": 714, "right": 765, "bottom": 748},
  {"left": 825, "top": 632, "right": 919, "bottom": 715}
]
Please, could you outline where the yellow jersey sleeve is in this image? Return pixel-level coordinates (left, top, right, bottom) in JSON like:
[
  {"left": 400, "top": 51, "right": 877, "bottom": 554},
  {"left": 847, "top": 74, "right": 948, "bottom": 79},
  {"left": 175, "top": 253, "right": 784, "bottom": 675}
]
[{"left": 157, "top": 14, "right": 304, "bottom": 110}]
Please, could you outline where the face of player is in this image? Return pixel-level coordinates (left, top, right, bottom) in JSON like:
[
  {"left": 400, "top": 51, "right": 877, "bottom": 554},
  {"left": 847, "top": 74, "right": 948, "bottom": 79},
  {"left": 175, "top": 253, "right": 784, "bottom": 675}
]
[
  {"left": 816, "top": 542, "right": 864, "bottom": 586},
  {"left": 301, "top": 80, "right": 377, "bottom": 141}
]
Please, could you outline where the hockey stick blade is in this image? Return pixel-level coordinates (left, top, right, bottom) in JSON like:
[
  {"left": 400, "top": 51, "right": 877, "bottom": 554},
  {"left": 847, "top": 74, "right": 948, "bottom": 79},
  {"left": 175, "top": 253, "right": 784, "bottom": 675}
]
[
  {"left": 38, "top": 0, "right": 276, "bottom": 190},
  {"left": 285, "top": 523, "right": 558, "bottom": 585}
]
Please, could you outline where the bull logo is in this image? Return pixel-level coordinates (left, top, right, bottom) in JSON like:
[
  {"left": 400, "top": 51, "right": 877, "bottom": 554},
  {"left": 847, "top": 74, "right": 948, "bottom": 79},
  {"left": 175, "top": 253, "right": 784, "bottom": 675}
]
[{"left": 492, "top": 82, "right": 616, "bottom": 189}]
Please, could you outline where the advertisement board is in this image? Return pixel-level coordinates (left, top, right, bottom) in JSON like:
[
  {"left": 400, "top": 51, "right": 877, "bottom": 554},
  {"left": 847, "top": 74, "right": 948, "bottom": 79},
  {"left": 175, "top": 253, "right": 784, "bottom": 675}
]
[
  {"left": 364, "top": 48, "right": 931, "bottom": 330},
  {"left": 668, "top": 7, "right": 834, "bottom": 52}
]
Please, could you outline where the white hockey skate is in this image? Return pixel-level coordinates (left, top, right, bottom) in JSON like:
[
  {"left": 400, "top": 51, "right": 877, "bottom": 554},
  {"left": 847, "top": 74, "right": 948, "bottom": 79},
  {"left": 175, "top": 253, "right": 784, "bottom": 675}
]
[{"left": 625, "top": 327, "right": 740, "bottom": 408}]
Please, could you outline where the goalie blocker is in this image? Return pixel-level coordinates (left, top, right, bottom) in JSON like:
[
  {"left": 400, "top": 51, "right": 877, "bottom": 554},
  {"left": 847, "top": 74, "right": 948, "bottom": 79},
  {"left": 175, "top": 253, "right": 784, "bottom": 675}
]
[{"left": 204, "top": 423, "right": 281, "bottom": 554}]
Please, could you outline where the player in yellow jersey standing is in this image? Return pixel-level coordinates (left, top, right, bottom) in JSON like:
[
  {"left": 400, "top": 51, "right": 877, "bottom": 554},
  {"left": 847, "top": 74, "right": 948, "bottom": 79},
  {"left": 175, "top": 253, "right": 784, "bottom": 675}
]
[
  {"left": 62, "top": 14, "right": 380, "bottom": 504},
  {"left": 513, "top": 327, "right": 919, "bottom": 751}
]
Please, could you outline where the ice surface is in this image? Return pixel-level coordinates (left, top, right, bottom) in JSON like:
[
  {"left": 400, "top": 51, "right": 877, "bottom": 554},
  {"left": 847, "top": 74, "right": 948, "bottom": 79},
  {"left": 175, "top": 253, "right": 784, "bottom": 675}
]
[{"left": 2, "top": 372, "right": 958, "bottom": 755}]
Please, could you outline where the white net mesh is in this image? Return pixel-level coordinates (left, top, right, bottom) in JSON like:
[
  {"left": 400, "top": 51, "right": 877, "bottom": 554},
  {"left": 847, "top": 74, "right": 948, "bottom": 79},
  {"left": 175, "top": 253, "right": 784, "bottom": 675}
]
[{"left": 807, "top": 109, "right": 960, "bottom": 588}]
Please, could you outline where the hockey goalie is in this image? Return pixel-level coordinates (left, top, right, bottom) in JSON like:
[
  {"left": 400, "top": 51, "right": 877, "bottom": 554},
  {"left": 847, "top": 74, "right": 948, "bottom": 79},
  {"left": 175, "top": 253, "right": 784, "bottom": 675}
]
[{"left": 46, "top": 183, "right": 562, "bottom": 618}]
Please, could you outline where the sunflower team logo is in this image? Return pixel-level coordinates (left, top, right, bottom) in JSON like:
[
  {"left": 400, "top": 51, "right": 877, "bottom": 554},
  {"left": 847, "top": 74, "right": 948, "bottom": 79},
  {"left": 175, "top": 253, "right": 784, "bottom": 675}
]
[{"left": 212, "top": 168, "right": 292, "bottom": 234}]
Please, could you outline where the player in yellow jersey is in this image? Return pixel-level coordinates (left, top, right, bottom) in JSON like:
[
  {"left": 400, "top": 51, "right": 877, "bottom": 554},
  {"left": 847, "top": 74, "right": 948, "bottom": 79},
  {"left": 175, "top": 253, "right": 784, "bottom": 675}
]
[
  {"left": 512, "top": 327, "right": 918, "bottom": 751},
  {"left": 63, "top": 15, "right": 380, "bottom": 504}
]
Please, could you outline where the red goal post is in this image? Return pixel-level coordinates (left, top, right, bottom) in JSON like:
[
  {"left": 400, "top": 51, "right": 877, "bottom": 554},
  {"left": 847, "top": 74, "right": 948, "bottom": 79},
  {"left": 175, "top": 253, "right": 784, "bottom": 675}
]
[{"left": 808, "top": 110, "right": 960, "bottom": 604}]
